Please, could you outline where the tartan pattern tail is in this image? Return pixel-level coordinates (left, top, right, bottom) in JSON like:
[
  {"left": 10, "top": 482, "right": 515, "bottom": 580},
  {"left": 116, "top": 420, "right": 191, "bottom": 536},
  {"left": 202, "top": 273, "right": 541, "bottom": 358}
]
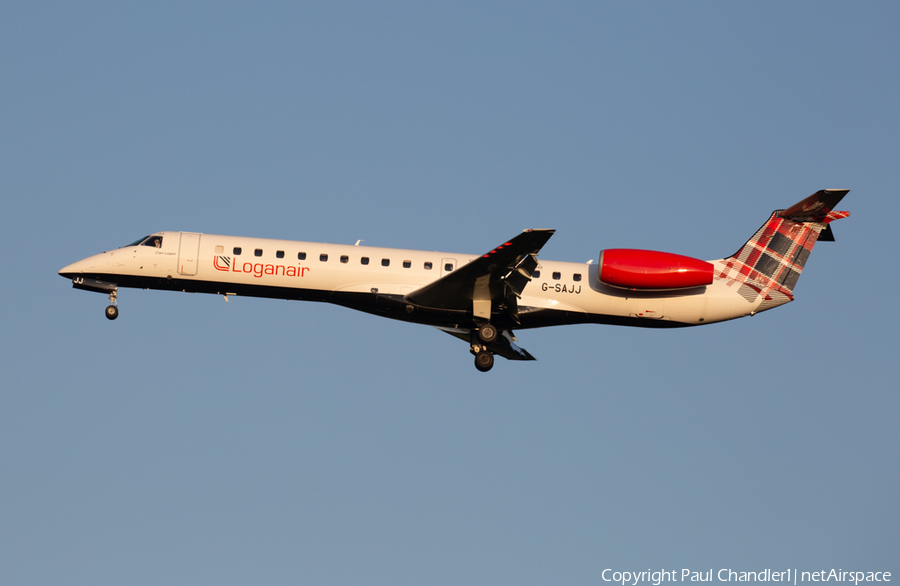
[{"left": 715, "top": 190, "right": 850, "bottom": 310}]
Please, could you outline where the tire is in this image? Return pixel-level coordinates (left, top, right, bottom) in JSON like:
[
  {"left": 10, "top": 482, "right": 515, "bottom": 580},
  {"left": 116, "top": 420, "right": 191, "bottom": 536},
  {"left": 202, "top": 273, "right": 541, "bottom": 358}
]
[
  {"left": 474, "top": 350, "right": 494, "bottom": 372},
  {"left": 105, "top": 305, "right": 119, "bottom": 320},
  {"left": 477, "top": 323, "right": 498, "bottom": 344}
]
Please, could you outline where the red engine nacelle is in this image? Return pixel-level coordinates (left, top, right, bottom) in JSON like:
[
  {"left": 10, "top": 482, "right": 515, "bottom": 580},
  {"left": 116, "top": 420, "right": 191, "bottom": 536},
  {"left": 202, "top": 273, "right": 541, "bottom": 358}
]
[{"left": 598, "top": 249, "right": 714, "bottom": 290}]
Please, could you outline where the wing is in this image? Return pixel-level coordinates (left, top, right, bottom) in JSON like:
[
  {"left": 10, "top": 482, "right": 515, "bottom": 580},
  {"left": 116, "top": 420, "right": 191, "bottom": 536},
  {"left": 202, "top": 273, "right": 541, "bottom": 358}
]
[
  {"left": 435, "top": 327, "right": 536, "bottom": 361},
  {"left": 404, "top": 229, "right": 554, "bottom": 321}
]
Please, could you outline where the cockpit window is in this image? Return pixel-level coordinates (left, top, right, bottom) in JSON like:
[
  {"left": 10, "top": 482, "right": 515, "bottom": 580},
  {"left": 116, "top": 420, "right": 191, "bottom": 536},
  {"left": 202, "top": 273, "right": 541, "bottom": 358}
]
[
  {"left": 124, "top": 235, "right": 151, "bottom": 247},
  {"left": 123, "top": 235, "right": 163, "bottom": 248}
]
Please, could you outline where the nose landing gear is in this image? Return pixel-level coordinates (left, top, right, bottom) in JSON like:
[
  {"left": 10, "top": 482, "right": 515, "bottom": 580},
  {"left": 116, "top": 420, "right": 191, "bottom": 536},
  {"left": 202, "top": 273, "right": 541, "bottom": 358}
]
[
  {"left": 70, "top": 277, "right": 119, "bottom": 320},
  {"left": 105, "top": 289, "right": 119, "bottom": 320}
]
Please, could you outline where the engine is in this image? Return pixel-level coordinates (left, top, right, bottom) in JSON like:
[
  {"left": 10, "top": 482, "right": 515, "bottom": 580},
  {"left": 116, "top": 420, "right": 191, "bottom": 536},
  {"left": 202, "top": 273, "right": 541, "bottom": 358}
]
[{"left": 598, "top": 249, "right": 714, "bottom": 290}]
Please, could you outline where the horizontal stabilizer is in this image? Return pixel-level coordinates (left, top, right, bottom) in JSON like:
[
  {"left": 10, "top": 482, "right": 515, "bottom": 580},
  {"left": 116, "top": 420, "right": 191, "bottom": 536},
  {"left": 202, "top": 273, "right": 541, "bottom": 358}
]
[{"left": 782, "top": 189, "right": 849, "bottom": 222}]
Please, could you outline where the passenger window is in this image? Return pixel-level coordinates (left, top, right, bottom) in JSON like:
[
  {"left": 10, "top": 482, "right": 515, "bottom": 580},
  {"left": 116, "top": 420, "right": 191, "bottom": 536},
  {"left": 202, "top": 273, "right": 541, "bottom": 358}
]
[
  {"left": 276, "top": 250, "right": 284, "bottom": 259},
  {"left": 444, "top": 263, "right": 453, "bottom": 272},
  {"left": 215, "top": 245, "right": 224, "bottom": 254},
  {"left": 382, "top": 258, "right": 390, "bottom": 267},
  {"left": 424, "top": 262, "right": 433, "bottom": 270},
  {"left": 573, "top": 273, "right": 582, "bottom": 282},
  {"left": 298, "top": 252, "right": 306, "bottom": 260},
  {"left": 552, "top": 272, "right": 561, "bottom": 280},
  {"left": 403, "top": 260, "right": 411, "bottom": 268},
  {"left": 361, "top": 257, "right": 370, "bottom": 265},
  {"left": 255, "top": 249, "right": 263, "bottom": 257},
  {"left": 143, "top": 236, "right": 163, "bottom": 248},
  {"left": 320, "top": 254, "right": 328, "bottom": 262},
  {"left": 341, "top": 255, "right": 349, "bottom": 264},
  {"left": 234, "top": 247, "right": 242, "bottom": 256}
]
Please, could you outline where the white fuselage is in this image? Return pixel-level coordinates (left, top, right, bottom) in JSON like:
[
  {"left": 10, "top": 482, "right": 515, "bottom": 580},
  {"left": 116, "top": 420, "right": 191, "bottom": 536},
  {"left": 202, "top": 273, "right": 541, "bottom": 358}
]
[{"left": 59, "top": 231, "right": 760, "bottom": 330}]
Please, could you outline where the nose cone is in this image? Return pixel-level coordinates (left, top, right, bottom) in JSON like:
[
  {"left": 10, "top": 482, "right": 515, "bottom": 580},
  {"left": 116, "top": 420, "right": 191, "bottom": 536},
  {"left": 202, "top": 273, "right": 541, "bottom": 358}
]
[
  {"left": 59, "top": 254, "right": 102, "bottom": 279},
  {"left": 59, "top": 260, "right": 84, "bottom": 279}
]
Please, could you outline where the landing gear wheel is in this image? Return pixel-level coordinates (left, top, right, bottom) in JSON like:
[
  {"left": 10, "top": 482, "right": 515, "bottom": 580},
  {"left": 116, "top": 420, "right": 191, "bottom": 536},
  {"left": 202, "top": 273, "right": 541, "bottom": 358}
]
[
  {"left": 477, "top": 323, "right": 498, "bottom": 344},
  {"left": 104, "top": 288, "right": 119, "bottom": 320},
  {"left": 474, "top": 350, "right": 494, "bottom": 372}
]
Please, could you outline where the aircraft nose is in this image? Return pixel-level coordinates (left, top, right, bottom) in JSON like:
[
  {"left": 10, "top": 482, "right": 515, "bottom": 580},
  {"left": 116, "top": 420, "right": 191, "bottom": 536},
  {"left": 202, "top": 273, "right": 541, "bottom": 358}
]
[
  {"left": 59, "top": 257, "right": 94, "bottom": 279},
  {"left": 59, "top": 261, "right": 79, "bottom": 279}
]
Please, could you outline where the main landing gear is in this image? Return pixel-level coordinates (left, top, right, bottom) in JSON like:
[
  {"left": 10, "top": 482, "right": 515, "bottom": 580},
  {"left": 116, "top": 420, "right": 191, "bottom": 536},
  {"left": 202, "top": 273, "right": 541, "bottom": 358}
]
[
  {"left": 474, "top": 349, "right": 494, "bottom": 372},
  {"left": 477, "top": 323, "right": 498, "bottom": 344},
  {"left": 471, "top": 324, "right": 498, "bottom": 372},
  {"left": 105, "top": 289, "right": 119, "bottom": 320}
]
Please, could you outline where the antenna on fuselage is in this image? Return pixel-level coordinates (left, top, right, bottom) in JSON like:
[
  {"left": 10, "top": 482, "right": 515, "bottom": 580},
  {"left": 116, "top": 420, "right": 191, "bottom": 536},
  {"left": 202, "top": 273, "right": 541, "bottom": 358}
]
[{"left": 355, "top": 240, "right": 364, "bottom": 246}]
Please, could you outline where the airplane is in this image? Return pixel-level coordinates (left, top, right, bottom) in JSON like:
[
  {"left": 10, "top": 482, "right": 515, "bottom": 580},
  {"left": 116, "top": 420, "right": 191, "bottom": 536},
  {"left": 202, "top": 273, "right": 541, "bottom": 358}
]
[{"left": 59, "top": 189, "right": 850, "bottom": 372}]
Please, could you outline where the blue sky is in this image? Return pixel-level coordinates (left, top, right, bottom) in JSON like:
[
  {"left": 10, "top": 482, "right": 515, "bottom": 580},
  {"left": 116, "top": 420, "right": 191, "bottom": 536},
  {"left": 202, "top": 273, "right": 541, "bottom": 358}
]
[{"left": 2, "top": 2, "right": 898, "bottom": 584}]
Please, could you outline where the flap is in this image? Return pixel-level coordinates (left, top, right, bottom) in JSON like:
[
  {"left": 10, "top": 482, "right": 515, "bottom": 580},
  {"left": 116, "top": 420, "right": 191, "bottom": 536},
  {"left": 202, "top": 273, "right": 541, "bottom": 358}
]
[
  {"left": 404, "top": 229, "right": 554, "bottom": 312},
  {"left": 435, "top": 327, "right": 536, "bottom": 361}
]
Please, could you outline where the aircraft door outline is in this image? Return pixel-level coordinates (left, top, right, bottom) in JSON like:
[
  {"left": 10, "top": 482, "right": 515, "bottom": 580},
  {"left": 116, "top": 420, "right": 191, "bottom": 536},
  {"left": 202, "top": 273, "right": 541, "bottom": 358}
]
[{"left": 178, "top": 232, "right": 201, "bottom": 276}]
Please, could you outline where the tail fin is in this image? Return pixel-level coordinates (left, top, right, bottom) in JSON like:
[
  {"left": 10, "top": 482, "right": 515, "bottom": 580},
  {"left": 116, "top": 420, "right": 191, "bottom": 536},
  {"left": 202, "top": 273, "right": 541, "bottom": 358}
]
[{"left": 717, "top": 189, "right": 850, "bottom": 311}]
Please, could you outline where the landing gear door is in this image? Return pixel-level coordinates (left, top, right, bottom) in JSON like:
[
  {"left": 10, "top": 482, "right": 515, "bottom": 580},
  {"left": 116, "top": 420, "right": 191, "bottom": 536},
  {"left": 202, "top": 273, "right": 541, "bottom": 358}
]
[{"left": 178, "top": 232, "right": 201, "bottom": 276}]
